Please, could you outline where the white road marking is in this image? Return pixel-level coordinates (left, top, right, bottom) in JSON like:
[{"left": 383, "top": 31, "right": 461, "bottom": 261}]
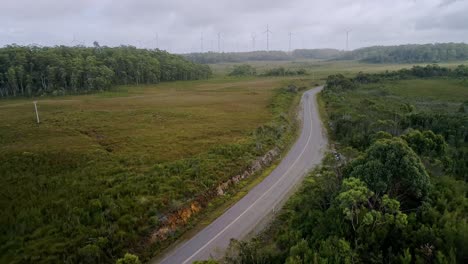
[{"left": 180, "top": 93, "right": 315, "bottom": 264}]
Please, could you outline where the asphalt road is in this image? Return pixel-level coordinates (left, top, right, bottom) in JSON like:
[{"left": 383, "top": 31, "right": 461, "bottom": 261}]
[{"left": 154, "top": 86, "right": 327, "bottom": 264}]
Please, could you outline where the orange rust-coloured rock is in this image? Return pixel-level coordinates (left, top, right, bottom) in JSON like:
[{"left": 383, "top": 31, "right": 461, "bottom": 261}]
[{"left": 148, "top": 147, "right": 280, "bottom": 245}]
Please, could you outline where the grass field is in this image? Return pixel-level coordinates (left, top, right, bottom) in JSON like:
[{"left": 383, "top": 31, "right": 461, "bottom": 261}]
[
  {"left": 0, "top": 76, "right": 311, "bottom": 263},
  {"left": 210, "top": 59, "right": 468, "bottom": 78},
  {"left": 0, "top": 78, "right": 286, "bottom": 166}
]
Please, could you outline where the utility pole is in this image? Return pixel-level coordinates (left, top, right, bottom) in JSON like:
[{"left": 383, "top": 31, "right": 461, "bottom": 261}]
[
  {"left": 263, "top": 25, "right": 272, "bottom": 51},
  {"left": 346, "top": 29, "right": 352, "bottom": 51},
  {"left": 33, "top": 101, "right": 40, "bottom": 124},
  {"left": 217, "top": 32, "right": 221, "bottom": 53}
]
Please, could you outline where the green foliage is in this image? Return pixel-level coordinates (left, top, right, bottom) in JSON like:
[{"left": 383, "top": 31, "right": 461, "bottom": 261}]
[
  {"left": 0, "top": 45, "right": 212, "bottom": 97},
  {"left": 402, "top": 130, "right": 448, "bottom": 158},
  {"left": 0, "top": 80, "right": 301, "bottom": 263},
  {"left": 186, "top": 43, "right": 468, "bottom": 65},
  {"left": 184, "top": 49, "right": 343, "bottom": 64},
  {"left": 345, "top": 138, "right": 431, "bottom": 205},
  {"left": 262, "top": 67, "right": 307, "bottom": 76},
  {"left": 324, "top": 74, "right": 357, "bottom": 91},
  {"left": 228, "top": 64, "right": 256, "bottom": 76},
  {"left": 339, "top": 43, "right": 468, "bottom": 63},
  {"left": 323, "top": 66, "right": 468, "bottom": 180},
  {"left": 193, "top": 260, "right": 219, "bottom": 264},
  {"left": 116, "top": 253, "right": 141, "bottom": 264},
  {"left": 459, "top": 101, "right": 468, "bottom": 113},
  {"left": 222, "top": 69, "right": 467, "bottom": 264},
  {"left": 225, "top": 239, "right": 278, "bottom": 264},
  {"left": 292, "top": 49, "right": 344, "bottom": 60}
]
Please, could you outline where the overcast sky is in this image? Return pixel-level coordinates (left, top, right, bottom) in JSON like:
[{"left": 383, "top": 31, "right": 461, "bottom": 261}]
[{"left": 1, "top": 0, "right": 467, "bottom": 53}]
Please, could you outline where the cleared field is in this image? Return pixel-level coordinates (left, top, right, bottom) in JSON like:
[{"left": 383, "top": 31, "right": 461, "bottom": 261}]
[
  {"left": 210, "top": 59, "right": 468, "bottom": 78},
  {"left": 0, "top": 78, "right": 283, "bottom": 166},
  {"left": 0, "top": 77, "right": 304, "bottom": 263}
]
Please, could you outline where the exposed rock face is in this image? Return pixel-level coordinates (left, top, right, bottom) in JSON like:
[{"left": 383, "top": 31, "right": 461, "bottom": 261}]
[
  {"left": 216, "top": 147, "right": 279, "bottom": 196},
  {"left": 149, "top": 202, "right": 202, "bottom": 243},
  {"left": 149, "top": 147, "right": 280, "bottom": 242}
]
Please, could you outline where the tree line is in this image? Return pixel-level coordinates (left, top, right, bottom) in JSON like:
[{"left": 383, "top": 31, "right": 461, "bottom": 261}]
[
  {"left": 184, "top": 43, "right": 468, "bottom": 65},
  {"left": 340, "top": 43, "right": 468, "bottom": 63},
  {"left": 326, "top": 64, "right": 468, "bottom": 88},
  {"left": 228, "top": 64, "right": 307, "bottom": 77},
  {"left": 0, "top": 44, "right": 212, "bottom": 97},
  {"left": 183, "top": 49, "right": 344, "bottom": 64}
]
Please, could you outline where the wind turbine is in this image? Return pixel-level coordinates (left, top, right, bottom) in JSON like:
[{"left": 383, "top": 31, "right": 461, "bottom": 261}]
[
  {"left": 217, "top": 32, "right": 223, "bottom": 53},
  {"left": 346, "top": 29, "right": 352, "bottom": 51},
  {"left": 200, "top": 32, "right": 204, "bottom": 53},
  {"left": 288, "top": 31, "right": 295, "bottom": 52},
  {"left": 155, "top": 33, "right": 159, "bottom": 49},
  {"left": 251, "top": 33, "right": 257, "bottom": 51},
  {"left": 71, "top": 34, "right": 77, "bottom": 46},
  {"left": 71, "top": 34, "right": 85, "bottom": 46},
  {"left": 263, "top": 25, "right": 272, "bottom": 51}
]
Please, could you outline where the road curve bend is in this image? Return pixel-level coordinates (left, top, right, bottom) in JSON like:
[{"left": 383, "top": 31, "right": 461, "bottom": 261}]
[{"left": 154, "top": 86, "right": 327, "bottom": 264}]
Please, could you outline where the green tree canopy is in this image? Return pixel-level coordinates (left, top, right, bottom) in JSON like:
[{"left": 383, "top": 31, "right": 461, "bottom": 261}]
[
  {"left": 228, "top": 64, "right": 256, "bottom": 76},
  {"left": 0, "top": 45, "right": 212, "bottom": 97},
  {"left": 401, "top": 130, "right": 447, "bottom": 158},
  {"left": 344, "top": 138, "right": 431, "bottom": 206},
  {"left": 115, "top": 253, "right": 141, "bottom": 264}
]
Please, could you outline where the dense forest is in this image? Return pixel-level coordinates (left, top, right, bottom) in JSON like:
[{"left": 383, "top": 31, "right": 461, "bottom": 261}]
[
  {"left": 183, "top": 49, "right": 343, "bottom": 64},
  {"left": 0, "top": 44, "right": 212, "bottom": 98},
  {"left": 228, "top": 64, "right": 307, "bottom": 77},
  {"left": 339, "top": 43, "right": 468, "bottom": 63},
  {"left": 220, "top": 65, "right": 468, "bottom": 263}
]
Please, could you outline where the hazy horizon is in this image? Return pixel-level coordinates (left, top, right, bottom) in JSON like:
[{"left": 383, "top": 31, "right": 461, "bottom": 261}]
[{"left": 2, "top": 0, "right": 468, "bottom": 53}]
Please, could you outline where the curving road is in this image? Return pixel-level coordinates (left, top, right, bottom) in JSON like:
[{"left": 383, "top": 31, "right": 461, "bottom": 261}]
[{"left": 154, "top": 86, "right": 327, "bottom": 264}]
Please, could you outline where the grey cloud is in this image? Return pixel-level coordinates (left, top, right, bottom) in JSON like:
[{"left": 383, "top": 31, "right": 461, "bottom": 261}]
[
  {"left": 415, "top": 1, "right": 468, "bottom": 30},
  {"left": 0, "top": 0, "right": 467, "bottom": 52}
]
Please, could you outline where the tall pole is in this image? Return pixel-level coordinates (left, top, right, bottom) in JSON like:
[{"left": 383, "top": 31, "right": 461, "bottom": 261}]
[
  {"left": 33, "top": 101, "right": 40, "bottom": 124},
  {"left": 266, "top": 25, "right": 270, "bottom": 51},
  {"left": 200, "top": 32, "right": 204, "bottom": 53},
  {"left": 346, "top": 29, "right": 352, "bottom": 51},
  {"left": 155, "top": 33, "right": 159, "bottom": 49},
  {"left": 217, "top": 32, "right": 221, "bottom": 53},
  {"left": 251, "top": 33, "right": 256, "bottom": 51}
]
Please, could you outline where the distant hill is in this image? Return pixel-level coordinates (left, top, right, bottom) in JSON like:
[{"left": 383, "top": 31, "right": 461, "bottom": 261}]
[
  {"left": 337, "top": 43, "right": 468, "bottom": 63},
  {"left": 291, "top": 48, "right": 345, "bottom": 60},
  {"left": 183, "top": 43, "right": 468, "bottom": 64},
  {"left": 183, "top": 49, "right": 344, "bottom": 64}
]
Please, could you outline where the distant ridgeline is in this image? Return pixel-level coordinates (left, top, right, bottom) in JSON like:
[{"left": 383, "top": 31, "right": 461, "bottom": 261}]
[
  {"left": 183, "top": 49, "right": 345, "bottom": 64},
  {"left": 183, "top": 43, "right": 468, "bottom": 64},
  {"left": 338, "top": 43, "right": 468, "bottom": 63},
  {"left": 0, "top": 45, "right": 212, "bottom": 98}
]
